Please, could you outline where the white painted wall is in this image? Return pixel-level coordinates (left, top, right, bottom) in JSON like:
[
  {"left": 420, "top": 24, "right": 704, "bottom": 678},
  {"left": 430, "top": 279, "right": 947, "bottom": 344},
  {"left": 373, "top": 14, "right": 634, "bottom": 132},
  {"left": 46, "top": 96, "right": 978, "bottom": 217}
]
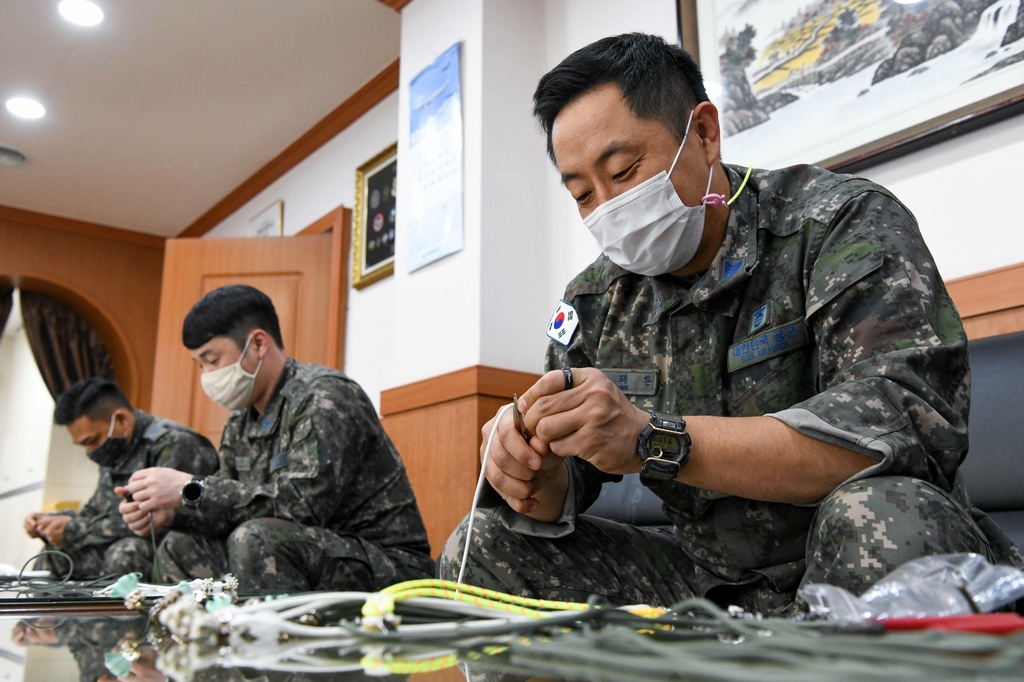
[
  {"left": 858, "top": 113, "right": 1024, "bottom": 281},
  {"left": 0, "top": 294, "right": 52, "bottom": 572},
  {"left": 203, "top": 0, "right": 1024, "bottom": 408}
]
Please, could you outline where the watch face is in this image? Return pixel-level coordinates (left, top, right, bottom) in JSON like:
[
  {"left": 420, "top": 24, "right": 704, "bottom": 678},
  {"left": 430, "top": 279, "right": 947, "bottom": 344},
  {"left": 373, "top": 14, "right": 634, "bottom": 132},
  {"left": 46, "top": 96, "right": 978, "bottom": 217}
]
[{"left": 651, "top": 432, "right": 679, "bottom": 456}]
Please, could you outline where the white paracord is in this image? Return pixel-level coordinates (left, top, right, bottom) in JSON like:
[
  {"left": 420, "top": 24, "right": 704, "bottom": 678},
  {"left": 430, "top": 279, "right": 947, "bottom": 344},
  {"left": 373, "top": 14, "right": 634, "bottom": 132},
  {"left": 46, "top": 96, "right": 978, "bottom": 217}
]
[{"left": 456, "top": 402, "right": 515, "bottom": 589}]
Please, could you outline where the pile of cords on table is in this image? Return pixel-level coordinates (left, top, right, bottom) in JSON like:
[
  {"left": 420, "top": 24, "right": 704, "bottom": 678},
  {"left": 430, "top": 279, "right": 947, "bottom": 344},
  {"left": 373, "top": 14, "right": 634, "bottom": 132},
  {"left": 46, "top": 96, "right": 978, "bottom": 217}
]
[{"left": 85, "top": 575, "right": 1024, "bottom": 682}]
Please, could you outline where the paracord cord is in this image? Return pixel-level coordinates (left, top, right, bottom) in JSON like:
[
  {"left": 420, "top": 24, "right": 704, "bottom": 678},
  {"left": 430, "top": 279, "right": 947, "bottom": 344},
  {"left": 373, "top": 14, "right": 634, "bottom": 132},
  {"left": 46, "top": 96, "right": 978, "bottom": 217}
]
[{"left": 457, "top": 402, "right": 514, "bottom": 588}]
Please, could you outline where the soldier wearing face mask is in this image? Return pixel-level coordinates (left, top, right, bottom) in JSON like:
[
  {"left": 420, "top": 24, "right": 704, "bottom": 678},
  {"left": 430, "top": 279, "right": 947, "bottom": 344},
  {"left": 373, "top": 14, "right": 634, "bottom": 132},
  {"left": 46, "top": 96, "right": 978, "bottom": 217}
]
[
  {"left": 440, "top": 33, "right": 1023, "bottom": 613},
  {"left": 22, "top": 379, "right": 218, "bottom": 580},
  {"left": 118, "top": 284, "right": 433, "bottom": 592}
]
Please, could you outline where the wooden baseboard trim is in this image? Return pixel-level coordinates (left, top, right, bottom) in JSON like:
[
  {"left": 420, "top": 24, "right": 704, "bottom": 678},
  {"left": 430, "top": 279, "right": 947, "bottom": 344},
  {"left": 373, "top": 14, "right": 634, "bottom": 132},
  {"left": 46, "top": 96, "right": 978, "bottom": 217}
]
[
  {"left": 380, "top": 365, "right": 542, "bottom": 416},
  {"left": 0, "top": 205, "right": 166, "bottom": 250},
  {"left": 946, "top": 262, "right": 1024, "bottom": 319},
  {"left": 178, "top": 59, "right": 400, "bottom": 238}
]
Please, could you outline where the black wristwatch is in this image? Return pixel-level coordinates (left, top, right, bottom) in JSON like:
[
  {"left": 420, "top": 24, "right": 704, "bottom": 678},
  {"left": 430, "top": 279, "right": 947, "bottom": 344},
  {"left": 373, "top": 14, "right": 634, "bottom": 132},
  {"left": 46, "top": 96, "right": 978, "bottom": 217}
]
[
  {"left": 180, "top": 477, "right": 205, "bottom": 509},
  {"left": 637, "top": 411, "right": 691, "bottom": 486}
]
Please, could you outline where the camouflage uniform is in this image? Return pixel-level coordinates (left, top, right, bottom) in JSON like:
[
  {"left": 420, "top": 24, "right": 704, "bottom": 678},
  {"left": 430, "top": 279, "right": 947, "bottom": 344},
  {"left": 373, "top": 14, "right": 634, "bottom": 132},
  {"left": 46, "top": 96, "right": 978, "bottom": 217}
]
[
  {"left": 41, "top": 411, "right": 219, "bottom": 580},
  {"left": 156, "top": 359, "right": 433, "bottom": 593},
  {"left": 442, "top": 164, "right": 1024, "bottom": 612}
]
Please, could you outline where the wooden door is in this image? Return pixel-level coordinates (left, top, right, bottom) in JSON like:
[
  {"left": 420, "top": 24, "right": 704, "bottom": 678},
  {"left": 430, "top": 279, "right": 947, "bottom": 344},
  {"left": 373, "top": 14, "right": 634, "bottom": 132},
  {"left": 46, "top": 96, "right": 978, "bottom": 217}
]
[{"left": 150, "top": 208, "right": 348, "bottom": 446}]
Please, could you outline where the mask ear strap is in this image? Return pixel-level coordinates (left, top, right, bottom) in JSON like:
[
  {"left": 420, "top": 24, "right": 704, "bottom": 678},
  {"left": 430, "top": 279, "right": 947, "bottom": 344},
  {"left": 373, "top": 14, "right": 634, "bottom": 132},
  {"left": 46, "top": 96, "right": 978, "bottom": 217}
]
[
  {"left": 702, "top": 164, "right": 728, "bottom": 206},
  {"left": 667, "top": 110, "right": 695, "bottom": 178},
  {"left": 107, "top": 414, "right": 116, "bottom": 438}
]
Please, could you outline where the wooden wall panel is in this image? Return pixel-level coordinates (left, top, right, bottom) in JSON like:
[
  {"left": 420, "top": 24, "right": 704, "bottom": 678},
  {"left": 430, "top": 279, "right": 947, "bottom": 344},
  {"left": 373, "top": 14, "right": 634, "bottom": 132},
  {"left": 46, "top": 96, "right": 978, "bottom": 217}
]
[
  {"left": 0, "top": 217, "right": 165, "bottom": 409},
  {"left": 380, "top": 366, "right": 540, "bottom": 558},
  {"left": 947, "top": 262, "right": 1024, "bottom": 340}
]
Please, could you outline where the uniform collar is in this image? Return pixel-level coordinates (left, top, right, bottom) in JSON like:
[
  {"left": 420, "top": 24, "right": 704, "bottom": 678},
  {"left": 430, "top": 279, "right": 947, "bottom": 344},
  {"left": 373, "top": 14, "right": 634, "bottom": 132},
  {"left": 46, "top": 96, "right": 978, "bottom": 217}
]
[
  {"left": 244, "top": 358, "right": 296, "bottom": 438},
  {"left": 643, "top": 164, "right": 759, "bottom": 325}
]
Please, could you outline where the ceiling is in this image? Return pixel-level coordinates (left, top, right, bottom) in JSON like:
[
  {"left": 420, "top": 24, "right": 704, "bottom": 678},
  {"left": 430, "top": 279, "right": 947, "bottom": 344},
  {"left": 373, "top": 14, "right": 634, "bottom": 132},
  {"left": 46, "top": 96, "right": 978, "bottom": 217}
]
[{"left": 0, "top": 0, "right": 400, "bottom": 237}]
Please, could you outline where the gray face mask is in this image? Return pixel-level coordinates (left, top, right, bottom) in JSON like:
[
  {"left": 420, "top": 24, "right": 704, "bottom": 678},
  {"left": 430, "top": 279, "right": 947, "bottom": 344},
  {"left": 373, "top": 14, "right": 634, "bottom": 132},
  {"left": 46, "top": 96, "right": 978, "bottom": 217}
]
[
  {"left": 88, "top": 414, "right": 129, "bottom": 467},
  {"left": 582, "top": 111, "right": 717, "bottom": 276}
]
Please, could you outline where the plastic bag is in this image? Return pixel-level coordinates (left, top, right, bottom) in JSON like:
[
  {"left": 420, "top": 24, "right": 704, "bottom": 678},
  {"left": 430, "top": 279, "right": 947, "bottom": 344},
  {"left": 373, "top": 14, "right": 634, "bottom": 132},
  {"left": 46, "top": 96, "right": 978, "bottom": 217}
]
[{"left": 799, "top": 553, "right": 1024, "bottom": 621}]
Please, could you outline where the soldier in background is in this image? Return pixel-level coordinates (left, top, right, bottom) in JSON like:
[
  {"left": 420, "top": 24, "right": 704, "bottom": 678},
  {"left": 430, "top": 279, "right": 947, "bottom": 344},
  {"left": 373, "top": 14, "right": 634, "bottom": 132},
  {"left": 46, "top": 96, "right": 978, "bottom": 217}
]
[
  {"left": 22, "top": 379, "right": 218, "bottom": 580},
  {"left": 441, "top": 33, "right": 1024, "bottom": 612},
  {"left": 118, "top": 285, "right": 433, "bottom": 592}
]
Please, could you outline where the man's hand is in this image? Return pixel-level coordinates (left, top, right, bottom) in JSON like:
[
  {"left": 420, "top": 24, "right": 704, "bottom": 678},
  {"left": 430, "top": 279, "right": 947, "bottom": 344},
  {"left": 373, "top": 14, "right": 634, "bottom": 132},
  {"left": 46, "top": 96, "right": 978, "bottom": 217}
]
[
  {"left": 23, "top": 512, "right": 44, "bottom": 539},
  {"left": 118, "top": 498, "right": 174, "bottom": 537},
  {"left": 34, "top": 515, "right": 70, "bottom": 548},
  {"left": 116, "top": 468, "right": 193, "bottom": 513},
  {"left": 520, "top": 368, "right": 648, "bottom": 475},
  {"left": 11, "top": 621, "right": 59, "bottom": 646},
  {"left": 480, "top": 406, "right": 568, "bottom": 521}
]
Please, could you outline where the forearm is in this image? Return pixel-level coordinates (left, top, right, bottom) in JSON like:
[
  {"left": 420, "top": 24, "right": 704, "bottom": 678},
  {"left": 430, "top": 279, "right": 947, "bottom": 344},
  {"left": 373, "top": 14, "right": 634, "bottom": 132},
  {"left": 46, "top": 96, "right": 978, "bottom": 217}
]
[{"left": 670, "top": 415, "right": 876, "bottom": 504}]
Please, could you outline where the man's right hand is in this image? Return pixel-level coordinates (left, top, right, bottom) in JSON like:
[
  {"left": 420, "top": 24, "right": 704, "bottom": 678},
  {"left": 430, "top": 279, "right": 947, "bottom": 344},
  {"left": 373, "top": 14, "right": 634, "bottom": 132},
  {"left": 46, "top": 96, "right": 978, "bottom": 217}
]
[
  {"left": 23, "top": 512, "right": 44, "bottom": 539},
  {"left": 480, "top": 406, "right": 569, "bottom": 522},
  {"left": 118, "top": 499, "right": 174, "bottom": 537}
]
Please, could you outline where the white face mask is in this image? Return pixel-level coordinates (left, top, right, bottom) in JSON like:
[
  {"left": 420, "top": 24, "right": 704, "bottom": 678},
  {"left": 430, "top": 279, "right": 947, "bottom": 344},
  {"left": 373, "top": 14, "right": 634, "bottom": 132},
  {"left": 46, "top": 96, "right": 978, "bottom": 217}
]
[
  {"left": 582, "top": 111, "right": 718, "bottom": 276},
  {"left": 200, "top": 333, "right": 263, "bottom": 411}
]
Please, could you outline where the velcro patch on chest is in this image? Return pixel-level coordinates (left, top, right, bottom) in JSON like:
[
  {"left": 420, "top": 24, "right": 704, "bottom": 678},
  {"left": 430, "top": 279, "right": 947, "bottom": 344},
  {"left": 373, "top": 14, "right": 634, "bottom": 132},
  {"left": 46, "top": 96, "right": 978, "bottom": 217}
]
[
  {"left": 602, "top": 369, "right": 658, "bottom": 395},
  {"left": 269, "top": 453, "right": 288, "bottom": 473},
  {"left": 727, "top": 320, "right": 810, "bottom": 373},
  {"left": 234, "top": 456, "right": 251, "bottom": 472}
]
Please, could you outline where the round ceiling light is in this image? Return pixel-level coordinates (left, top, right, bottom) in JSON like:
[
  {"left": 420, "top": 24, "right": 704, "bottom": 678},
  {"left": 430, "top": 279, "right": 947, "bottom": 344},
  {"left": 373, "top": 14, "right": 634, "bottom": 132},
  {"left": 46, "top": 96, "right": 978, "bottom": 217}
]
[
  {"left": 58, "top": 0, "right": 104, "bottom": 26},
  {"left": 0, "top": 146, "right": 28, "bottom": 167},
  {"left": 6, "top": 98, "right": 46, "bottom": 119}
]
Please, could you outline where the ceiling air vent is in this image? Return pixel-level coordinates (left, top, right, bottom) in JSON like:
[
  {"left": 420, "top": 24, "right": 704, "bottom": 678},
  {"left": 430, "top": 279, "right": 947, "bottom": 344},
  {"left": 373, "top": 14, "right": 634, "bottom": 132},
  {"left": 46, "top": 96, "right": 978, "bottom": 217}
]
[{"left": 0, "top": 145, "right": 27, "bottom": 167}]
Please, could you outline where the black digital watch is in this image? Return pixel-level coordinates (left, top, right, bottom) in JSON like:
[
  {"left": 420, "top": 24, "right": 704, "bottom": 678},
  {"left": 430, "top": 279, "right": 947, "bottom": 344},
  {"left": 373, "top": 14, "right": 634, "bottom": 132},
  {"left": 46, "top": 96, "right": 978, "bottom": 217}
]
[{"left": 637, "top": 411, "right": 691, "bottom": 486}]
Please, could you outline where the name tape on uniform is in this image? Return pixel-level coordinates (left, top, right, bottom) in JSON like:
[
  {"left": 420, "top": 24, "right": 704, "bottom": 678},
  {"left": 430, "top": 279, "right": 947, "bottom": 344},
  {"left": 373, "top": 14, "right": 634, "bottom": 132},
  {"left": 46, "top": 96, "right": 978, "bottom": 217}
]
[
  {"left": 546, "top": 300, "right": 579, "bottom": 347},
  {"left": 602, "top": 369, "right": 659, "bottom": 396},
  {"left": 727, "top": 320, "right": 809, "bottom": 372}
]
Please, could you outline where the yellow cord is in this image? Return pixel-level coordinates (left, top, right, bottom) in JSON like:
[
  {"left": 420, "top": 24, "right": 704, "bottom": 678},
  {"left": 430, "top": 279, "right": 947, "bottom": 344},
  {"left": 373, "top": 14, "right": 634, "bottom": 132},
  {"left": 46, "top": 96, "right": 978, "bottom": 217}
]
[
  {"left": 382, "top": 579, "right": 590, "bottom": 612},
  {"left": 727, "top": 166, "right": 753, "bottom": 205}
]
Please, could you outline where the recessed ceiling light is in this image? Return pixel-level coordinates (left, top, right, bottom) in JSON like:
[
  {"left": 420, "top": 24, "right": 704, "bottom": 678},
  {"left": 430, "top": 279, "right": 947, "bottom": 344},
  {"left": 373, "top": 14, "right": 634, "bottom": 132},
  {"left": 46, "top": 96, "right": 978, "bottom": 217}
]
[
  {"left": 6, "top": 98, "right": 46, "bottom": 119},
  {"left": 0, "top": 146, "right": 28, "bottom": 167},
  {"left": 58, "top": 0, "right": 104, "bottom": 26}
]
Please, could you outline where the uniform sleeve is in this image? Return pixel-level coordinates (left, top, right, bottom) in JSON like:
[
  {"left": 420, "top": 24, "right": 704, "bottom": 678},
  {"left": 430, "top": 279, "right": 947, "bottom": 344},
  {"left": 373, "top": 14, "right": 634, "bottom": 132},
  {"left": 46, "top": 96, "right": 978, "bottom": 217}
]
[
  {"left": 183, "top": 380, "right": 376, "bottom": 537},
  {"left": 768, "top": 190, "right": 969, "bottom": 493},
  {"left": 152, "top": 429, "right": 220, "bottom": 477},
  {"left": 61, "top": 485, "right": 131, "bottom": 551}
]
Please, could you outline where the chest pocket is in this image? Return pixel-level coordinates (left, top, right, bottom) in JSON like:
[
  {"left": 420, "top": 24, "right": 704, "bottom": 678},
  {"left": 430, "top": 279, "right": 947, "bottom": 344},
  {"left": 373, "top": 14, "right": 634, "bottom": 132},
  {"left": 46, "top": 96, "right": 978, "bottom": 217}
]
[
  {"left": 727, "top": 320, "right": 814, "bottom": 416},
  {"left": 269, "top": 418, "right": 319, "bottom": 480}
]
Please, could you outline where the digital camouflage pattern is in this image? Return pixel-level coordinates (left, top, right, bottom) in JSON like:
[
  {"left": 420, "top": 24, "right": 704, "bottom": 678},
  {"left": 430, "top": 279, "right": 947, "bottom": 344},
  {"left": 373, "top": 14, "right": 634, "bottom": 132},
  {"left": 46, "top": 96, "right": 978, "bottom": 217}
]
[
  {"left": 158, "top": 359, "right": 433, "bottom": 592},
  {"left": 41, "top": 411, "right": 218, "bottom": 580},
  {"left": 452, "top": 163, "right": 1022, "bottom": 607},
  {"left": 442, "top": 475, "right": 1018, "bottom": 612},
  {"left": 52, "top": 615, "right": 146, "bottom": 682}
]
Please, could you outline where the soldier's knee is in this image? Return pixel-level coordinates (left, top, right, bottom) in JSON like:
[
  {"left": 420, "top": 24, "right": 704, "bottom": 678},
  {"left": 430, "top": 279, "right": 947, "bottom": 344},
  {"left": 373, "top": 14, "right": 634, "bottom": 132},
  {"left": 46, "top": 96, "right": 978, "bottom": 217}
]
[
  {"left": 158, "top": 531, "right": 193, "bottom": 561},
  {"left": 815, "top": 475, "right": 954, "bottom": 536},
  {"left": 439, "top": 510, "right": 498, "bottom": 581},
  {"left": 227, "top": 518, "right": 295, "bottom": 562}
]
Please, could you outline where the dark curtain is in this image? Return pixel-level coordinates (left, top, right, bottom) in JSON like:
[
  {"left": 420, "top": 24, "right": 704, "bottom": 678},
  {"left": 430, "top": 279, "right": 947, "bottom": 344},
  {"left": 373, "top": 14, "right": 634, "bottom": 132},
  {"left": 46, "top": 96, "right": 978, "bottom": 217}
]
[
  {"left": 0, "top": 286, "right": 11, "bottom": 337},
  {"left": 18, "top": 289, "right": 115, "bottom": 399}
]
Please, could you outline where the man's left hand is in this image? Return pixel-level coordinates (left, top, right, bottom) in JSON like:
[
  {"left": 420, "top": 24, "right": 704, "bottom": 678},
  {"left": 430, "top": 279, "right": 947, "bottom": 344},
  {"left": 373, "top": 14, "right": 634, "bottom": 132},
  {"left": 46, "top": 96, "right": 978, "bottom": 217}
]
[
  {"left": 34, "top": 515, "right": 70, "bottom": 548},
  {"left": 116, "top": 468, "right": 193, "bottom": 513},
  {"left": 520, "top": 368, "right": 649, "bottom": 475}
]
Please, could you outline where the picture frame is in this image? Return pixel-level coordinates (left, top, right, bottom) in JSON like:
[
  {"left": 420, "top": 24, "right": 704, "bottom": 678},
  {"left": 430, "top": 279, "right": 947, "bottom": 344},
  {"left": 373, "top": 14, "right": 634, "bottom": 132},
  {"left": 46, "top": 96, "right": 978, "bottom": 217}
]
[
  {"left": 250, "top": 200, "right": 283, "bottom": 237},
  {"left": 351, "top": 143, "right": 397, "bottom": 289},
  {"left": 677, "top": 0, "right": 1024, "bottom": 172}
]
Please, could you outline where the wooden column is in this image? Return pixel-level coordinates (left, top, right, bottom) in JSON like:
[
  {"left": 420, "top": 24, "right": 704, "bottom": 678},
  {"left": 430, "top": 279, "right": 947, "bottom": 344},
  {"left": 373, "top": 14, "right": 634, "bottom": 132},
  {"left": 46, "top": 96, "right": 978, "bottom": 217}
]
[{"left": 380, "top": 365, "right": 541, "bottom": 558}]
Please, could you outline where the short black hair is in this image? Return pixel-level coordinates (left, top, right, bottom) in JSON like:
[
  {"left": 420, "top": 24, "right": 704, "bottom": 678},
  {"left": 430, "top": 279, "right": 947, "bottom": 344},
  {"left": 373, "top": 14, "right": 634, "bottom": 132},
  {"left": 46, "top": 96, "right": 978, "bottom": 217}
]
[
  {"left": 533, "top": 33, "right": 708, "bottom": 163},
  {"left": 182, "top": 284, "right": 284, "bottom": 351},
  {"left": 54, "top": 378, "right": 132, "bottom": 426}
]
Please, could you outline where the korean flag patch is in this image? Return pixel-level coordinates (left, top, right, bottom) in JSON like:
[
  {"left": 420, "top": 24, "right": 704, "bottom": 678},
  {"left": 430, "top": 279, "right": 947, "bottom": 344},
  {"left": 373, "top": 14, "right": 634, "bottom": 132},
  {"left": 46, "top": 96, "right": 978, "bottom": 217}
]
[{"left": 546, "top": 300, "right": 579, "bottom": 347}]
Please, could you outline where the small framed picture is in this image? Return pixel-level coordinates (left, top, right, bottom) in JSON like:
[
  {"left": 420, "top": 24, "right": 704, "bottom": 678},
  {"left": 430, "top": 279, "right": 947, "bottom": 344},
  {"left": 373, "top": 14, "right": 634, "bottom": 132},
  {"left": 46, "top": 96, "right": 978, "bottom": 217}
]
[
  {"left": 250, "top": 200, "right": 283, "bottom": 237},
  {"left": 352, "top": 143, "right": 397, "bottom": 289}
]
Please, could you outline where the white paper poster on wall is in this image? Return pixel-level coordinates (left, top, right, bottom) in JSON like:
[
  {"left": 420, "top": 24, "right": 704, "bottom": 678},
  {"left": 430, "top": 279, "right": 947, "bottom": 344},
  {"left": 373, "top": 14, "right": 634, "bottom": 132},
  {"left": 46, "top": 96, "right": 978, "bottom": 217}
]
[{"left": 406, "top": 42, "right": 464, "bottom": 273}]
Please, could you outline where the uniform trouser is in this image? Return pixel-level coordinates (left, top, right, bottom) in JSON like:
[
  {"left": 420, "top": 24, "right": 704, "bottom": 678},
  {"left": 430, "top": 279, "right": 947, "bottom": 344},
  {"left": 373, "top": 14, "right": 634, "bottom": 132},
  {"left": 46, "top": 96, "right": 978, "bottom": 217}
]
[
  {"left": 154, "top": 518, "right": 376, "bottom": 593},
  {"left": 39, "top": 536, "right": 154, "bottom": 580},
  {"left": 440, "top": 476, "right": 1022, "bottom": 614}
]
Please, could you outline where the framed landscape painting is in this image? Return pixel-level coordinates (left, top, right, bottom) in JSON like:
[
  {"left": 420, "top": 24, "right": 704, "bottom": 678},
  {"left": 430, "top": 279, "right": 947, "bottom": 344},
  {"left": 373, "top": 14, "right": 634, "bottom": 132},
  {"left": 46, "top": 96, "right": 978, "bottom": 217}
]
[{"left": 681, "top": 0, "right": 1024, "bottom": 169}]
